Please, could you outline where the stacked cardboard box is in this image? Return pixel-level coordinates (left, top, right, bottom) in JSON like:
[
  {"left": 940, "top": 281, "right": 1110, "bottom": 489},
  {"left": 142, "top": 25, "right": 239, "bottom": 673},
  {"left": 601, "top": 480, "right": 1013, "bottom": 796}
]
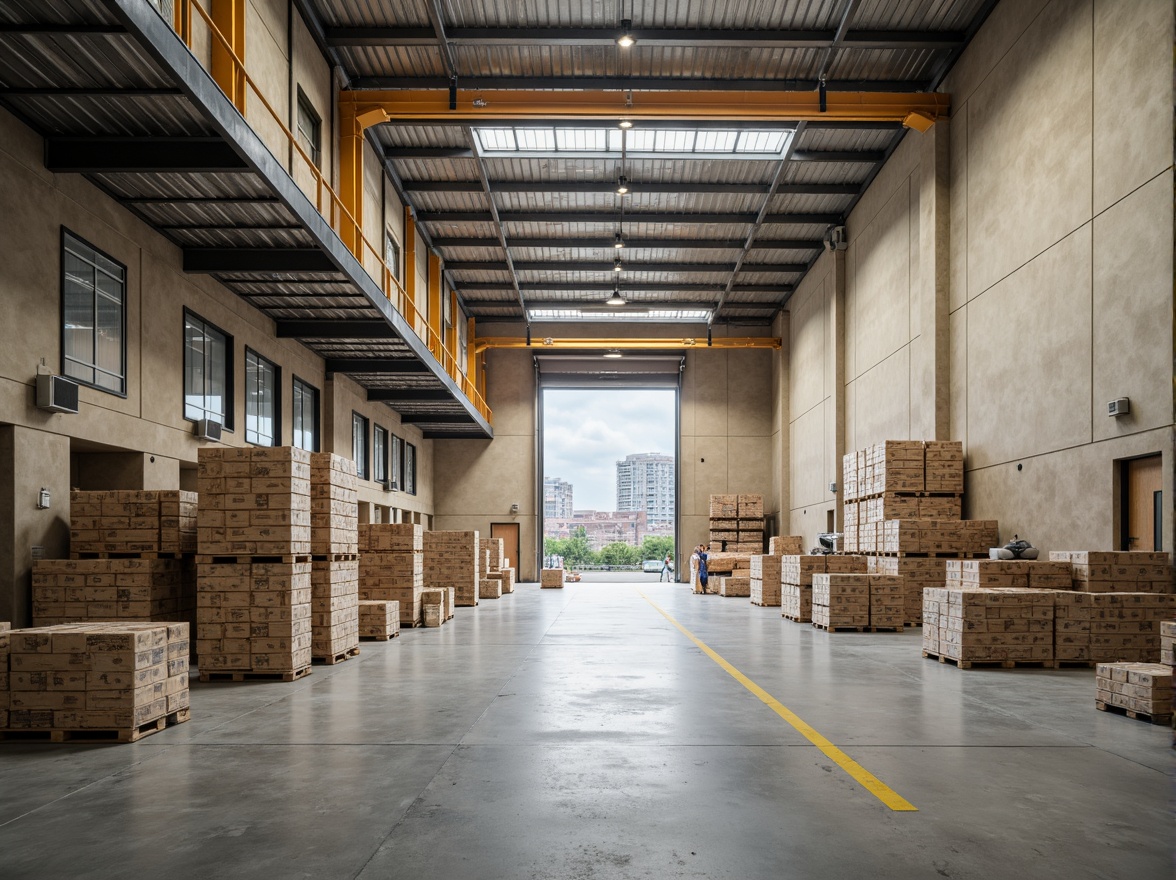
[
  {"left": 481, "top": 538, "right": 505, "bottom": 573},
  {"left": 422, "top": 591, "right": 444, "bottom": 627},
  {"left": 197, "top": 447, "right": 311, "bottom": 556},
  {"left": 69, "top": 490, "right": 198, "bottom": 555},
  {"left": 1053, "top": 590, "right": 1092, "bottom": 662},
  {"left": 812, "top": 574, "right": 870, "bottom": 629},
  {"left": 708, "top": 494, "right": 764, "bottom": 553},
  {"left": 768, "top": 536, "right": 805, "bottom": 556},
  {"left": 359, "top": 524, "right": 424, "bottom": 626},
  {"left": 423, "top": 530, "right": 480, "bottom": 606},
  {"left": 31, "top": 558, "right": 193, "bottom": 627},
  {"left": 541, "top": 568, "right": 564, "bottom": 588},
  {"left": 719, "top": 575, "right": 751, "bottom": 598},
  {"left": 309, "top": 454, "right": 358, "bottom": 556},
  {"left": 869, "top": 575, "right": 905, "bottom": 629},
  {"left": 196, "top": 561, "right": 312, "bottom": 676},
  {"left": 945, "top": 559, "right": 1073, "bottom": 590},
  {"left": 3, "top": 622, "right": 189, "bottom": 739},
  {"left": 781, "top": 555, "right": 867, "bottom": 622},
  {"left": 1162, "top": 621, "right": 1175, "bottom": 666},
  {"left": 310, "top": 559, "right": 359, "bottom": 661},
  {"left": 868, "top": 557, "right": 947, "bottom": 625},
  {"left": 486, "top": 568, "right": 516, "bottom": 594},
  {"left": 1095, "top": 663, "right": 1172, "bottom": 721},
  {"left": 749, "top": 555, "right": 783, "bottom": 606},
  {"left": 1088, "top": 593, "right": 1176, "bottom": 662},
  {"left": 922, "top": 588, "right": 945, "bottom": 656},
  {"left": 930, "top": 588, "right": 1054, "bottom": 665},
  {"left": 479, "top": 577, "right": 503, "bottom": 599},
  {"left": 358, "top": 600, "right": 400, "bottom": 640},
  {"left": 1047, "top": 551, "right": 1173, "bottom": 593},
  {"left": 875, "top": 519, "right": 998, "bottom": 555}
]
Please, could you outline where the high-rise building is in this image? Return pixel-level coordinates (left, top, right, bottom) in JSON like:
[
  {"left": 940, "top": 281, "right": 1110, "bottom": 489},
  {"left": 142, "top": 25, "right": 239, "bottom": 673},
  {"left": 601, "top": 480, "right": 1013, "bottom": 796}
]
[
  {"left": 544, "top": 476, "right": 574, "bottom": 519},
  {"left": 616, "top": 453, "right": 675, "bottom": 525}
]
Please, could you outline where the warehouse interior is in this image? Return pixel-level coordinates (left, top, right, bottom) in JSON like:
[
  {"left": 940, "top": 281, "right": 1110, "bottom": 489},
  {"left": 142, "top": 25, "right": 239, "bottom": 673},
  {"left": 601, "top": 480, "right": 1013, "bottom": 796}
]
[{"left": 0, "top": 0, "right": 1172, "bottom": 877}]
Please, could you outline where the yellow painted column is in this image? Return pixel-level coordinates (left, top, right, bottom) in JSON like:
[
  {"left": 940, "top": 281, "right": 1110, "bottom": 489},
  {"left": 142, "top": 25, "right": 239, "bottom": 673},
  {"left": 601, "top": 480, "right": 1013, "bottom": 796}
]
[
  {"left": 210, "top": 0, "right": 246, "bottom": 112},
  {"left": 428, "top": 252, "right": 443, "bottom": 360},
  {"left": 404, "top": 207, "right": 418, "bottom": 325},
  {"left": 174, "top": 0, "right": 192, "bottom": 46},
  {"left": 337, "top": 100, "right": 365, "bottom": 259},
  {"left": 466, "top": 317, "right": 477, "bottom": 384},
  {"left": 446, "top": 290, "right": 459, "bottom": 372}
]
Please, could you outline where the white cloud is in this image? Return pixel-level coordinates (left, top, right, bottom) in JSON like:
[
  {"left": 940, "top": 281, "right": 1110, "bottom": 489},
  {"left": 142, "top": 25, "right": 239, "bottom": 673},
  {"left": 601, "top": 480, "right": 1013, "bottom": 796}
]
[{"left": 542, "top": 389, "right": 676, "bottom": 510}]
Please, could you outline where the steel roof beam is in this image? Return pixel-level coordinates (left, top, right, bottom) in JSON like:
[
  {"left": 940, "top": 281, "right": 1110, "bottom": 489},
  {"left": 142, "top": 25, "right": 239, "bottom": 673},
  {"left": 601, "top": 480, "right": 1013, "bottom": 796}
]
[
  {"left": 368, "top": 389, "right": 453, "bottom": 402},
  {"left": 351, "top": 76, "right": 928, "bottom": 93},
  {"left": 432, "top": 237, "right": 822, "bottom": 250},
  {"left": 459, "top": 282, "right": 789, "bottom": 293},
  {"left": 419, "top": 210, "right": 840, "bottom": 225},
  {"left": 183, "top": 248, "right": 337, "bottom": 273},
  {"left": 791, "top": 149, "right": 885, "bottom": 162},
  {"left": 0, "top": 86, "right": 183, "bottom": 97},
  {"left": 0, "top": 24, "right": 126, "bottom": 35},
  {"left": 326, "top": 26, "right": 962, "bottom": 50},
  {"left": 325, "top": 359, "right": 431, "bottom": 374},
  {"left": 275, "top": 320, "right": 399, "bottom": 338},
  {"left": 448, "top": 260, "right": 807, "bottom": 273},
  {"left": 46, "top": 137, "right": 248, "bottom": 173},
  {"left": 399, "top": 413, "right": 475, "bottom": 425},
  {"left": 405, "top": 181, "right": 860, "bottom": 196}
]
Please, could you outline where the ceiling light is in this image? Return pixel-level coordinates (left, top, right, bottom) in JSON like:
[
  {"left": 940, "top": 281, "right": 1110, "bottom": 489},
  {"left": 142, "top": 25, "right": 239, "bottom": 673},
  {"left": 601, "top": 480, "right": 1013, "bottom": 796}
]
[
  {"left": 615, "top": 176, "right": 629, "bottom": 195},
  {"left": 606, "top": 286, "right": 626, "bottom": 306},
  {"left": 618, "top": 120, "right": 633, "bottom": 130},
  {"left": 613, "top": 232, "right": 625, "bottom": 249},
  {"left": 616, "top": 20, "right": 635, "bottom": 47},
  {"left": 603, "top": 349, "right": 624, "bottom": 359},
  {"left": 613, "top": 258, "right": 624, "bottom": 272}
]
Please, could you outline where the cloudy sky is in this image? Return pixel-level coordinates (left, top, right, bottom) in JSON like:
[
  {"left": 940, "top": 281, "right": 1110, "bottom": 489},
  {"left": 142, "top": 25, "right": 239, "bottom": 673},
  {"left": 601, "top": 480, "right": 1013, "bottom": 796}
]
[{"left": 543, "top": 388, "right": 677, "bottom": 511}]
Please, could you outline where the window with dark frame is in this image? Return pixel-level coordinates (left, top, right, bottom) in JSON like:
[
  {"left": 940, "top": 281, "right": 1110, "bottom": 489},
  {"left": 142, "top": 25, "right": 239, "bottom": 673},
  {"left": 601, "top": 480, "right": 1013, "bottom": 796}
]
[
  {"left": 62, "top": 230, "right": 126, "bottom": 395},
  {"left": 291, "top": 377, "right": 319, "bottom": 452},
  {"left": 405, "top": 442, "right": 417, "bottom": 495},
  {"left": 385, "top": 230, "right": 401, "bottom": 282},
  {"left": 352, "top": 412, "right": 369, "bottom": 480},
  {"left": 244, "top": 348, "right": 279, "bottom": 446},
  {"left": 391, "top": 434, "right": 403, "bottom": 490},
  {"left": 184, "top": 311, "right": 233, "bottom": 428},
  {"left": 374, "top": 425, "right": 388, "bottom": 484},
  {"left": 296, "top": 88, "right": 321, "bottom": 168}
]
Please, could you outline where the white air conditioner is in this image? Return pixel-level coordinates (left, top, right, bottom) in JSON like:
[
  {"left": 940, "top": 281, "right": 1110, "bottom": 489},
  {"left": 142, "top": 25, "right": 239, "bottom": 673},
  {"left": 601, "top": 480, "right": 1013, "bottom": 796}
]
[
  {"left": 195, "top": 418, "right": 223, "bottom": 441},
  {"left": 823, "top": 225, "right": 848, "bottom": 252},
  {"left": 1107, "top": 397, "right": 1130, "bottom": 417},
  {"left": 36, "top": 374, "right": 79, "bottom": 413},
  {"left": 383, "top": 479, "right": 399, "bottom": 492}
]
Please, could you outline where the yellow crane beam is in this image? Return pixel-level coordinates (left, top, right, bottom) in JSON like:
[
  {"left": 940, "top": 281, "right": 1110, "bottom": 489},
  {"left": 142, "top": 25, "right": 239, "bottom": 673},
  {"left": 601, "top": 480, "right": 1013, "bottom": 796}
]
[
  {"left": 339, "top": 89, "right": 949, "bottom": 127},
  {"left": 474, "top": 336, "right": 781, "bottom": 354}
]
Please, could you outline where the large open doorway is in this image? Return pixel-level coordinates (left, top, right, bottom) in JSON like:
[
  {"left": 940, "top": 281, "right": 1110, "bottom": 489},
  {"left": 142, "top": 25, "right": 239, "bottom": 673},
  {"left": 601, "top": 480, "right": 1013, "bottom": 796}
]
[{"left": 536, "top": 352, "right": 682, "bottom": 581}]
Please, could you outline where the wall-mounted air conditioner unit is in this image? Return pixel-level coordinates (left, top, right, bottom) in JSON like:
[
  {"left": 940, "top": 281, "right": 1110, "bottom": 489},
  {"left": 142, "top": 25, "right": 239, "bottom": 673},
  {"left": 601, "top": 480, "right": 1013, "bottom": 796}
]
[
  {"left": 195, "top": 418, "right": 223, "bottom": 441},
  {"left": 383, "top": 479, "right": 399, "bottom": 492},
  {"left": 36, "top": 374, "right": 79, "bottom": 413}
]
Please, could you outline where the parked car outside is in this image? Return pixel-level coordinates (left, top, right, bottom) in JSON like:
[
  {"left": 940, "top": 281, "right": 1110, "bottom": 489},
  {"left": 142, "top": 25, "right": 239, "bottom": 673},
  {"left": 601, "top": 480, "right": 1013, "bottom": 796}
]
[{"left": 641, "top": 559, "right": 662, "bottom": 573}]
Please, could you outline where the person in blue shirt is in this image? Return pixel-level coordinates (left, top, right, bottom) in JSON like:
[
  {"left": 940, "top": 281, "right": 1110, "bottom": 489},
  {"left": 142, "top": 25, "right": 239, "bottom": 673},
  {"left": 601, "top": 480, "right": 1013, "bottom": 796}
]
[{"left": 697, "top": 545, "right": 709, "bottom": 594}]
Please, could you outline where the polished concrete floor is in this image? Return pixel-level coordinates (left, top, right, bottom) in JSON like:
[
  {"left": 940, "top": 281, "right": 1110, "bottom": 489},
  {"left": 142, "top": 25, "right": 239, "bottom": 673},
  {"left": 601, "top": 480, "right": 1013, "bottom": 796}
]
[{"left": 1, "top": 583, "right": 1171, "bottom": 879}]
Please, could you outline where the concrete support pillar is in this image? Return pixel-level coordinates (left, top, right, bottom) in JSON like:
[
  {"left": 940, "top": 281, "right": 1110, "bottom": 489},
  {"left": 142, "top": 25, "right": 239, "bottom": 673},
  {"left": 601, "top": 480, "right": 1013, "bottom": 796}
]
[
  {"left": 831, "top": 249, "right": 847, "bottom": 533},
  {"left": 917, "top": 119, "right": 952, "bottom": 439},
  {"left": 0, "top": 426, "right": 70, "bottom": 626}
]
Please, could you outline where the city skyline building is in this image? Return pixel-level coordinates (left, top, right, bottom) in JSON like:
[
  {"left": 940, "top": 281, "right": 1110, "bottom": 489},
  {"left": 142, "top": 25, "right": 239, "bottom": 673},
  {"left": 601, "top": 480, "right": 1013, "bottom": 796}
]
[{"left": 616, "top": 452, "right": 675, "bottom": 526}]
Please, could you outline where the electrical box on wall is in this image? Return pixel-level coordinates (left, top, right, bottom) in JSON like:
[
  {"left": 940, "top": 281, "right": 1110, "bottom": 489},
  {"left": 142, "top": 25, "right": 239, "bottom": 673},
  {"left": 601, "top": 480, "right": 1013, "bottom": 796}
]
[
  {"left": 36, "top": 374, "right": 79, "bottom": 413},
  {"left": 1107, "top": 398, "right": 1130, "bottom": 417}
]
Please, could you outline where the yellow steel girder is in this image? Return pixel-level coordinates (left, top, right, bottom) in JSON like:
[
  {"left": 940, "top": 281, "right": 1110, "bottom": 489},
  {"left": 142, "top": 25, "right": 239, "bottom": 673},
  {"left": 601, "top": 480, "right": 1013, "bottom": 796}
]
[
  {"left": 474, "top": 336, "right": 781, "bottom": 354},
  {"left": 339, "top": 89, "right": 950, "bottom": 129}
]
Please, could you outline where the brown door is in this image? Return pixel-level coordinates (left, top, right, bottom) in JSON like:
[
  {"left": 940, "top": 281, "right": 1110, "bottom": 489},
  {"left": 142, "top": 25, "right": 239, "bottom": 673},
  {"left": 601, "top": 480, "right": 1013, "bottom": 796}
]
[
  {"left": 1123, "top": 455, "right": 1162, "bottom": 551},
  {"left": 491, "top": 522, "right": 521, "bottom": 572}
]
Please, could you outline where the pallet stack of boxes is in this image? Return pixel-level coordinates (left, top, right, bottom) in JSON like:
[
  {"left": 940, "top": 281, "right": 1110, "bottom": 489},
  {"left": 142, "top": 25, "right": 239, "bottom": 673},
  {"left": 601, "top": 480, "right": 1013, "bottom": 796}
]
[
  {"left": 706, "top": 552, "right": 750, "bottom": 596},
  {"left": 781, "top": 555, "right": 867, "bottom": 622},
  {"left": 541, "top": 568, "right": 565, "bottom": 589},
  {"left": 749, "top": 554, "right": 783, "bottom": 606},
  {"left": 479, "top": 538, "right": 505, "bottom": 599},
  {"left": 359, "top": 523, "right": 423, "bottom": 629},
  {"left": 309, "top": 454, "right": 360, "bottom": 663},
  {"left": 810, "top": 573, "right": 904, "bottom": 631},
  {"left": 32, "top": 490, "right": 199, "bottom": 630},
  {"left": 1094, "top": 663, "right": 1172, "bottom": 724},
  {"left": 708, "top": 494, "right": 764, "bottom": 554},
  {"left": 2, "top": 621, "right": 189, "bottom": 741},
  {"left": 424, "top": 531, "right": 480, "bottom": 607},
  {"left": 195, "top": 447, "right": 313, "bottom": 681},
  {"left": 843, "top": 440, "right": 999, "bottom": 624},
  {"left": 482, "top": 538, "right": 516, "bottom": 595}
]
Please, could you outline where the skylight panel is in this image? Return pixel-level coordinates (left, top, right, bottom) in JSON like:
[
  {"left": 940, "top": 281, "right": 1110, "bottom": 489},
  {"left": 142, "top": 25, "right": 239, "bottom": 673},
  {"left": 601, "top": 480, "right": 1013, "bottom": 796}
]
[
  {"left": 516, "top": 128, "right": 556, "bottom": 150},
  {"left": 476, "top": 128, "right": 515, "bottom": 151},
  {"left": 694, "top": 130, "right": 738, "bottom": 152},
  {"left": 557, "top": 129, "right": 608, "bottom": 151},
  {"left": 736, "top": 130, "right": 788, "bottom": 153}
]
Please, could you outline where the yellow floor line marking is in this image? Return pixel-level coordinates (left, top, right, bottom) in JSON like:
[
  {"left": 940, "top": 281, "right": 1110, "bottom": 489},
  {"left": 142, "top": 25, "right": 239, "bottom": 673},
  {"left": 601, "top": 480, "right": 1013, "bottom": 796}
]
[{"left": 639, "top": 590, "right": 918, "bottom": 812}]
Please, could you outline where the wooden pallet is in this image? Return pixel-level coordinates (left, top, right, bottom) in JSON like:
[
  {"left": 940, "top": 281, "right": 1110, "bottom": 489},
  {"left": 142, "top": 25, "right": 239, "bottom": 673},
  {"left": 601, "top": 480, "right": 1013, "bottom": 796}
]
[
  {"left": 750, "top": 600, "right": 782, "bottom": 607},
  {"left": 359, "top": 631, "right": 399, "bottom": 641},
  {"left": 1056, "top": 659, "right": 1098, "bottom": 669},
  {"left": 70, "top": 550, "right": 188, "bottom": 560},
  {"left": 198, "top": 666, "right": 312, "bottom": 683},
  {"left": 310, "top": 553, "right": 359, "bottom": 562},
  {"left": 195, "top": 555, "right": 312, "bottom": 565},
  {"left": 922, "top": 650, "right": 1055, "bottom": 669},
  {"left": 781, "top": 613, "right": 810, "bottom": 623},
  {"left": 869, "top": 551, "right": 989, "bottom": 558},
  {"left": 0, "top": 708, "right": 190, "bottom": 744},
  {"left": 811, "top": 622, "right": 904, "bottom": 633},
  {"left": 1095, "top": 701, "right": 1172, "bottom": 725},
  {"left": 312, "top": 646, "right": 360, "bottom": 665}
]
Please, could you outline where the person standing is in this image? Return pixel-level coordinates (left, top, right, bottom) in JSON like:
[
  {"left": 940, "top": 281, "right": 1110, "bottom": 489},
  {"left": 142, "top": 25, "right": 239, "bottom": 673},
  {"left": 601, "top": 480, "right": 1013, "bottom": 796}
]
[
  {"left": 660, "top": 553, "right": 674, "bottom": 582},
  {"left": 697, "top": 545, "right": 709, "bottom": 594},
  {"left": 689, "top": 546, "right": 701, "bottom": 591}
]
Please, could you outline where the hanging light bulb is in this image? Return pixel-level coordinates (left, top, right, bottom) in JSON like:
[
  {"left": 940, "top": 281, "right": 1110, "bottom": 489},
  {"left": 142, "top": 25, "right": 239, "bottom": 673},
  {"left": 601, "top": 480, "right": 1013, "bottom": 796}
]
[
  {"left": 613, "top": 232, "right": 625, "bottom": 249},
  {"left": 603, "top": 349, "right": 624, "bottom": 359},
  {"left": 606, "top": 284, "right": 626, "bottom": 306},
  {"left": 613, "top": 257, "right": 624, "bottom": 273},
  {"left": 618, "top": 119, "right": 633, "bottom": 130},
  {"left": 616, "top": 19, "right": 635, "bottom": 47},
  {"left": 615, "top": 176, "right": 630, "bottom": 195}
]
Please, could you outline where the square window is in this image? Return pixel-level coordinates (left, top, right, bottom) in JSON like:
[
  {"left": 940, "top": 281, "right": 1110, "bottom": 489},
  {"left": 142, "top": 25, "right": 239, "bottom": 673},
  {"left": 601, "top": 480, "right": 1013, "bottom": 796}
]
[{"left": 184, "top": 311, "right": 233, "bottom": 428}]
